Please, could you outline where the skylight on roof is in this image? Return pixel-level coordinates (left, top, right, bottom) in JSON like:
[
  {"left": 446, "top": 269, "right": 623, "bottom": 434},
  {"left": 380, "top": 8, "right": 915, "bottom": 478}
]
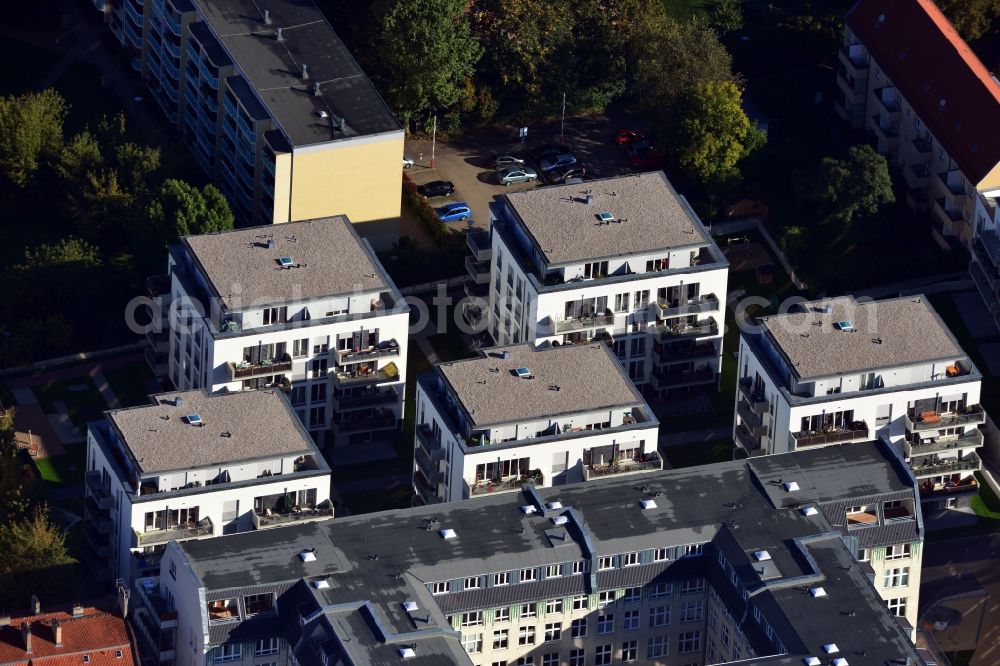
[
  {"left": 313, "top": 579, "right": 330, "bottom": 589},
  {"left": 440, "top": 528, "right": 457, "bottom": 540},
  {"left": 515, "top": 367, "right": 532, "bottom": 378},
  {"left": 801, "top": 506, "right": 819, "bottom": 517},
  {"left": 402, "top": 601, "right": 418, "bottom": 612},
  {"left": 640, "top": 499, "right": 657, "bottom": 510},
  {"left": 753, "top": 550, "right": 772, "bottom": 562},
  {"left": 823, "top": 643, "right": 839, "bottom": 654},
  {"left": 521, "top": 505, "right": 538, "bottom": 514},
  {"left": 784, "top": 481, "right": 800, "bottom": 492},
  {"left": 546, "top": 501, "right": 563, "bottom": 510},
  {"left": 835, "top": 320, "right": 855, "bottom": 332},
  {"left": 278, "top": 256, "right": 293, "bottom": 267},
  {"left": 803, "top": 659, "right": 821, "bottom": 666},
  {"left": 552, "top": 515, "right": 569, "bottom": 526},
  {"left": 832, "top": 659, "right": 848, "bottom": 666},
  {"left": 597, "top": 211, "right": 614, "bottom": 223},
  {"left": 809, "top": 586, "right": 827, "bottom": 598},
  {"left": 299, "top": 549, "right": 317, "bottom": 562},
  {"left": 398, "top": 647, "right": 415, "bottom": 659},
  {"left": 186, "top": 414, "right": 203, "bottom": 426}
]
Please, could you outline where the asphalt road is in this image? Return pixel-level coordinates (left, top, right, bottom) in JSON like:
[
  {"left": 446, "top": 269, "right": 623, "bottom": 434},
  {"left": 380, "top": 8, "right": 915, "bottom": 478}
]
[{"left": 922, "top": 532, "right": 1000, "bottom": 568}]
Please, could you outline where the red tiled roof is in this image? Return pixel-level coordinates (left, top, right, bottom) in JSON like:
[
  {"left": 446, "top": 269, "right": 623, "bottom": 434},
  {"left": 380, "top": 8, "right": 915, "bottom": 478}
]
[
  {"left": 0, "top": 608, "right": 134, "bottom": 666},
  {"left": 847, "top": 0, "right": 1000, "bottom": 184}
]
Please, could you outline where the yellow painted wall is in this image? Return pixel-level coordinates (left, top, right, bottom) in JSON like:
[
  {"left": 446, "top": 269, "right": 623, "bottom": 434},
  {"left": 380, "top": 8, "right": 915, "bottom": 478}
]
[
  {"left": 976, "top": 161, "right": 1000, "bottom": 192},
  {"left": 285, "top": 132, "right": 404, "bottom": 248},
  {"left": 271, "top": 152, "right": 294, "bottom": 224}
]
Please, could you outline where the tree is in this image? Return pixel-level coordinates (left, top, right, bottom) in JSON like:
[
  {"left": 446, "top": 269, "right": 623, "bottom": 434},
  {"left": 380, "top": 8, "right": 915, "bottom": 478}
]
[
  {"left": 0, "top": 505, "right": 77, "bottom": 607},
  {"left": 816, "top": 145, "right": 895, "bottom": 223},
  {"left": 373, "top": 0, "right": 482, "bottom": 124},
  {"left": 147, "top": 179, "right": 235, "bottom": 242},
  {"left": 0, "top": 405, "right": 15, "bottom": 459},
  {"left": 0, "top": 89, "right": 67, "bottom": 188},
  {"left": 673, "top": 80, "right": 765, "bottom": 183},
  {"left": 937, "top": 0, "right": 1000, "bottom": 42},
  {"left": 19, "top": 237, "right": 102, "bottom": 270},
  {"left": 713, "top": 0, "right": 743, "bottom": 34}
]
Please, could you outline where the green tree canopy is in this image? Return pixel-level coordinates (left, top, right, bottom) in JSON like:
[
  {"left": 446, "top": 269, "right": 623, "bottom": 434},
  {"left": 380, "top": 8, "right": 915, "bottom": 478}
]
[
  {"left": 674, "top": 80, "right": 765, "bottom": 183},
  {"left": 937, "top": 0, "right": 1000, "bottom": 42},
  {"left": 817, "top": 144, "right": 895, "bottom": 223},
  {"left": 373, "top": 0, "right": 482, "bottom": 124},
  {"left": 0, "top": 89, "right": 67, "bottom": 188},
  {"left": 18, "top": 237, "right": 102, "bottom": 270},
  {"left": 147, "top": 179, "right": 235, "bottom": 243},
  {"left": 0, "top": 505, "right": 77, "bottom": 608}
]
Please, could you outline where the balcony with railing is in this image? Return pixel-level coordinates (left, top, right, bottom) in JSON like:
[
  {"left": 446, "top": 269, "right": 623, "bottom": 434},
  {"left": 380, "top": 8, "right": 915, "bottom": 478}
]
[
  {"left": 919, "top": 474, "right": 979, "bottom": 498},
  {"left": 228, "top": 354, "right": 292, "bottom": 380},
  {"left": 904, "top": 428, "right": 983, "bottom": 457},
  {"left": 651, "top": 367, "right": 716, "bottom": 389},
  {"left": 583, "top": 451, "right": 662, "bottom": 481},
  {"left": 333, "top": 362, "right": 399, "bottom": 387},
  {"left": 466, "top": 256, "right": 491, "bottom": 285},
  {"left": 653, "top": 294, "right": 720, "bottom": 319},
  {"left": 85, "top": 471, "right": 115, "bottom": 510},
  {"left": 414, "top": 471, "right": 444, "bottom": 505},
  {"left": 839, "top": 45, "right": 868, "bottom": 72},
  {"left": 933, "top": 197, "right": 964, "bottom": 223},
  {"left": 470, "top": 472, "right": 542, "bottom": 496},
  {"left": 936, "top": 171, "right": 967, "bottom": 199},
  {"left": 337, "top": 340, "right": 400, "bottom": 365},
  {"left": 791, "top": 421, "right": 870, "bottom": 448},
  {"left": 736, "top": 398, "right": 767, "bottom": 437},
  {"left": 134, "top": 517, "right": 213, "bottom": 546},
  {"left": 737, "top": 378, "right": 768, "bottom": 414},
  {"left": 873, "top": 88, "right": 901, "bottom": 115},
  {"left": 467, "top": 229, "right": 492, "bottom": 261},
  {"left": 908, "top": 163, "right": 930, "bottom": 185},
  {"left": 911, "top": 452, "right": 981, "bottom": 478},
  {"left": 656, "top": 319, "right": 718, "bottom": 340},
  {"left": 84, "top": 523, "right": 113, "bottom": 558},
  {"left": 905, "top": 404, "right": 984, "bottom": 432},
  {"left": 871, "top": 115, "right": 899, "bottom": 141},
  {"left": 555, "top": 311, "right": 616, "bottom": 333},
  {"left": 734, "top": 424, "right": 764, "bottom": 455},
  {"left": 334, "top": 411, "right": 397, "bottom": 433},
  {"left": 252, "top": 502, "right": 334, "bottom": 530},
  {"left": 333, "top": 387, "right": 399, "bottom": 409},
  {"left": 654, "top": 342, "right": 718, "bottom": 365}
]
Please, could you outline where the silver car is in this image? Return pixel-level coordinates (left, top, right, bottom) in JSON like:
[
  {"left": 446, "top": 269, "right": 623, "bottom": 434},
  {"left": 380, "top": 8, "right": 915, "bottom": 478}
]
[
  {"left": 497, "top": 166, "right": 538, "bottom": 186},
  {"left": 540, "top": 153, "right": 576, "bottom": 172}
]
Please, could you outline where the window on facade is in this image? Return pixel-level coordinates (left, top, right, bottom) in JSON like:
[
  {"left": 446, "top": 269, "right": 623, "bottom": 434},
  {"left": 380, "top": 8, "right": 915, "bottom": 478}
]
[
  {"left": 622, "top": 640, "right": 638, "bottom": 662},
  {"left": 520, "top": 568, "right": 537, "bottom": 582},
  {"left": 545, "top": 599, "right": 563, "bottom": 614},
  {"left": 633, "top": 290, "right": 650, "bottom": 308},
  {"left": 571, "top": 618, "right": 588, "bottom": 638},
  {"left": 614, "top": 293, "right": 630, "bottom": 312},
  {"left": 432, "top": 582, "right": 449, "bottom": 595},
  {"left": 255, "top": 639, "right": 278, "bottom": 656},
  {"left": 244, "top": 593, "right": 274, "bottom": 617},
  {"left": 310, "top": 382, "right": 326, "bottom": 403},
  {"left": 262, "top": 307, "right": 287, "bottom": 325},
  {"left": 887, "top": 597, "right": 907, "bottom": 617},
  {"left": 649, "top": 605, "right": 670, "bottom": 627},
  {"left": 214, "top": 644, "right": 241, "bottom": 662},
  {"left": 461, "top": 611, "right": 484, "bottom": 627},
  {"left": 572, "top": 560, "right": 589, "bottom": 575},
  {"left": 678, "top": 631, "right": 701, "bottom": 654},
  {"left": 544, "top": 623, "right": 561, "bottom": 642},
  {"left": 465, "top": 577, "right": 481, "bottom": 590},
  {"left": 542, "top": 654, "right": 558, "bottom": 666},
  {"left": 493, "top": 629, "right": 509, "bottom": 650},
  {"left": 598, "top": 591, "right": 616, "bottom": 608},
  {"left": 494, "top": 572, "right": 511, "bottom": 586},
  {"left": 721, "top": 624, "right": 731, "bottom": 647},
  {"left": 308, "top": 405, "right": 325, "bottom": 428},
  {"left": 647, "top": 636, "right": 669, "bottom": 659},
  {"left": 598, "top": 556, "right": 614, "bottom": 570},
  {"left": 681, "top": 543, "right": 704, "bottom": 557},
  {"left": 886, "top": 544, "right": 911, "bottom": 560},
  {"left": 309, "top": 357, "right": 327, "bottom": 378},
  {"left": 546, "top": 564, "right": 562, "bottom": 578},
  {"left": 521, "top": 604, "right": 537, "bottom": 619},
  {"left": 883, "top": 567, "right": 910, "bottom": 588},
  {"left": 516, "top": 658, "right": 533, "bottom": 666},
  {"left": 571, "top": 595, "right": 589, "bottom": 611},
  {"left": 495, "top": 607, "right": 511, "bottom": 622},
  {"left": 568, "top": 649, "right": 584, "bottom": 666},
  {"left": 585, "top": 261, "right": 609, "bottom": 279},
  {"left": 680, "top": 600, "right": 704, "bottom": 623},
  {"left": 653, "top": 548, "right": 669, "bottom": 562},
  {"left": 518, "top": 626, "right": 536, "bottom": 645},
  {"left": 651, "top": 582, "right": 672, "bottom": 599},
  {"left": 858, "top": 547, "right": 870, "bottom": 562},
  {"left": 622, "top": 587, "right": 641, "bottom": 604},
  {"left": 623, "top": 610, "right": 640, "bottom": 631},
  {"left": 594, "top": 644, "right": 612, "bottom": 665},
  {"left": 292, "top": 338, "right": 309, "bottom": 357},
  {"left": 646, "top": 258, "right": 669, "bottom": 272},
  {"left": 597, "top": 613, "right": 614, "bottom": 634},
  {"left": 462, "top": 633, "right": 482, "bottom": 654},
  {"left": 680, "top": 579, "right": 705, "bottom": 595}
]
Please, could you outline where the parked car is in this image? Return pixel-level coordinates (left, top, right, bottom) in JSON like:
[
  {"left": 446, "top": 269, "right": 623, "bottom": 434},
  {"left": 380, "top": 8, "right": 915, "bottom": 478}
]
[
  {"left": 417, "top": 180, "right": 454, "bottom": 198},
  {"left": 613, "top": 129, "right": 644, "bottom": 146},
  {"left": 530, "top": 143, "right": 570, "bottom": 161},
  {"left": 491, "top": 153, "right": 525, "bottom": 168},
  {"left": 630, "top": 151, "right": 665, "bottom": 170},
  {"left": 402, "top": 155, "right": 414, "bottom": 168},
  {"left": 547, "top": 164, "right": 586, "bottom": 184},
  {"left": 626, "top": 140, "right": 652, "bottom": 157},
  {"left": 436, "top": 202, "right": 471, "bottom": 222},
  {"left": 497, "top": 166, "right": 538, "bottom": 186},
  {"left": 540, "top": 153, "right": 577, "bottom": 172}
]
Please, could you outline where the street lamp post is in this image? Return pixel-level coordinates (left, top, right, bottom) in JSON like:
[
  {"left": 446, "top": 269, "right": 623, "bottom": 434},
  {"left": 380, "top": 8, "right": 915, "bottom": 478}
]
[
  {"left": 560, "top": 92, "right": 566, "bottom": 143},
  {"left": 430, "top": 114, "right": 437, "bottom": 168}
]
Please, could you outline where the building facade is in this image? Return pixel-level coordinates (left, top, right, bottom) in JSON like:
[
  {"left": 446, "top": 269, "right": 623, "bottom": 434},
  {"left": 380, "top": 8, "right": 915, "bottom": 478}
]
[
  {"left": 734, "top": 295, "right": 984, "bottom": 512},
  {"left": 480, "top": 173, "right": 729, "bottom": 398},
  {"left": 134, "top": 441, "right": 925, "bottom": 666},
  {"left": 91, "top": 0, "right": 404, "bottom": 246},
  {"left": 835, "top": 0, "right": 1000, "bottom": 250},
  {"left": 159, "top": 217, "right": 408, "bottom": 452},
  {"left": 83, "top": 389, "right": 333, "bottom": 584},
  {"left": 412, "top": 343, "right": 661, "bottom": 504}
]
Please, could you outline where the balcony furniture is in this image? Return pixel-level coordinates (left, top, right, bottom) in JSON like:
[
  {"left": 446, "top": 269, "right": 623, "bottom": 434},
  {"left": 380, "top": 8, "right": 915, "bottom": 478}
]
[
  {"left": 920, "top": 411, "right": 940, "bottom": 424},
  {"left": 946, "top": 364, "right": 960, "bottom": 377}
]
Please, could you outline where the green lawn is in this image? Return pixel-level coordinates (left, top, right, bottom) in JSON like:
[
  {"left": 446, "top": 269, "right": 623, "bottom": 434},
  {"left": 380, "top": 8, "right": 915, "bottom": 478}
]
[
  {"left": 103, "top": 362, "right": 155, "bottom": 407},
  {"left": 30, "top": 442, "right": 86, "bottom": 487},
  {"left": 34, "top": 376, "right": 108, "bottom": 430},
  {"left": 663, "top": 439, "right": 734, "bottom": 468}
]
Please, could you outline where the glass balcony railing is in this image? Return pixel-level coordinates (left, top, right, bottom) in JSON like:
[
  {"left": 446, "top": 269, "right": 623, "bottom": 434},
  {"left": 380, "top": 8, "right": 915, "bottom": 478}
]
[
  {"left": 582, "top": 451, "right": 662, "bottom": 480},
  {"left": 791, "top": 421, "right": 870, "bottom": 448},
  {"left": 228, "top": 354, "right": 292, "bottom": 380},
  {"left": 251, "top": 504, "right": 333, "bottom": 530},
  {"left": 905, "top": 405, "right": 985, "bottom": 432},
  {"left": 134, "top": 518, "right": 213, "bottom": 546}
]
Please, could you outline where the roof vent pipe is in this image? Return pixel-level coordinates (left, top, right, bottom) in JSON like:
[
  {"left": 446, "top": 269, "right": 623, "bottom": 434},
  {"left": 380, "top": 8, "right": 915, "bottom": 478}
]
[
  {"left": 313, "top": 82, "right": 322, "bottom": 97},
  {"left": 275, "top": 27, "right": 284, "bottom": 42},
  {"left": 301, "top": 64, "right": 309, "bottom": 80},
  {"left": 262, "top": 9, "right": 271, "bottom": 24}
]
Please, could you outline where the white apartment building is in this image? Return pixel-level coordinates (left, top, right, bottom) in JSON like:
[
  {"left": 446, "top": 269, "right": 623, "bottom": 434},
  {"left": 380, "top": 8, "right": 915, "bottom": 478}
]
[
  {"left": 83, "top": 388, "right": 333, "bottom": 585},
  {"left": 412, "top": 343, "right": 661, "bottom": 504},
  {"left": 163, "top": 216, "right": 409, "bottom": 455},
  {"left": 734, "top": 295, "right": 985, "bottom": 512},
  {"left": 836, "top": 0, "right": 1000, "bottom": 250},
  {"left": 482, "top": 172, "right": 729, "bottom": 398}
]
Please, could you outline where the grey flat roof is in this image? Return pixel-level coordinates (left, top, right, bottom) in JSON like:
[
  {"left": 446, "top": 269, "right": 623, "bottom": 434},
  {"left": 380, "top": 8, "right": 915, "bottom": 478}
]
[
  {"left": 435, "top": 343, "right": 646, "bottom": 428},
  {"left": 182, "top": 217, "right": 389, "bottom": 309},
  {"left": 760, "top": 295, "right": 965, "bottom": 380},
  {"left": 107, "top": 389, "right": 317, "bottom": 474},
  {"left": 197, "top": 0, "right": 401, "bottom": 147},
  {"left": 501, "top": 172, "right": 712, "bottom": 266},
  {"left": 177, "top": 441, "right": 920, "bottom": 664}
]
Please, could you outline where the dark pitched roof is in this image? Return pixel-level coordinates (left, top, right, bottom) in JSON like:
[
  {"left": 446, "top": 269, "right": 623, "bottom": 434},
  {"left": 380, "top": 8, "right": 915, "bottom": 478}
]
[{"left": 847, "top": 0, "right": 1000, "bottom": 184}]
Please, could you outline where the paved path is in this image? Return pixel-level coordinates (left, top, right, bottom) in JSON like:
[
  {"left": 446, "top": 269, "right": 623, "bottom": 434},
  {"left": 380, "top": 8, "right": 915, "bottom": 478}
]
[
  {"left": 855, "top": 272, "right": 970, "bottom": 299},
  {"left": 336, "top": 473, "right": 410, "bottom": 495},
  {"left": 91, "top": 371, "right": 121, "bottom": 409}
]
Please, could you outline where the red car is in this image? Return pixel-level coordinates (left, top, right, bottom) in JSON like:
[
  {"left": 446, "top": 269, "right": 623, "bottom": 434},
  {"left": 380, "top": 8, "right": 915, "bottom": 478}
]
[
  {"left": 630, "top": 151, "right": 665, "bottom": 170},
  {"left": 613, "top": 129, "right": 644, "bottom": 146}
]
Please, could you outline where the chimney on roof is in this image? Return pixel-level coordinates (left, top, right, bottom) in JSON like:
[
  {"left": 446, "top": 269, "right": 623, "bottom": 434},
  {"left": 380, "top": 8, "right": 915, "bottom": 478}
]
[
  {"left": 31, "top": 595, "right": 40, "bottom": 615},
  {"left": 262, "top": 9, "right": 271, "bottom": 25},
  {"left": 53, "top": 620, "right": 63, "bottom": 648},
  {"left": 22, "top": 623, "right": 32, "bottom": 654},
  {"left": 275, "top": 27, "right": 284, "bottom": 42},
  {"left": 313, "top": 82, "right": 322, "bottom": 97},
  {"left": 301, "top": 64, "right": 309, "bottom": 80},
  {"left": 71, "top": 604, "right": 84, "bottom": 618}
]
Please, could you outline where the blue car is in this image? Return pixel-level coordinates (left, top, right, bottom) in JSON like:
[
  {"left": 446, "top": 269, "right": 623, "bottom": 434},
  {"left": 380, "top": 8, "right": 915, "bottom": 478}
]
[{"left": 437, "top": 202, "right": 471, "bottom": 222}]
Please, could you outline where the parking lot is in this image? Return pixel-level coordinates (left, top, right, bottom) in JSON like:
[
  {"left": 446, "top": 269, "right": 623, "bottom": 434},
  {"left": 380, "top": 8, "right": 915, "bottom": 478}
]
[{"left": 403, "top": 113, "right": 641, "bottom": 232}]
